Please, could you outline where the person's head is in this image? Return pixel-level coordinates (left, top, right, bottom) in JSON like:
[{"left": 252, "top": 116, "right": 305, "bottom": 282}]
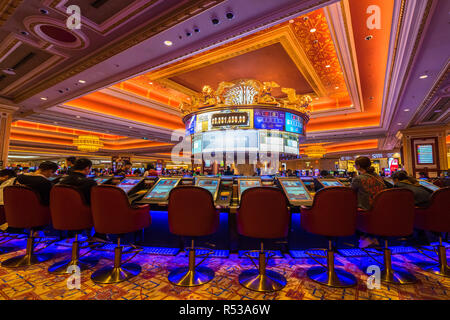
[
  {"left": 37, "top": 161, "right": 59, "bottom": 178},
  {"left": 73, "top": 158, "right": 92, "bottom": 175},
  {"left": 0, "top": 169, "right": 17, "bottom": 183},
  {"left": 392, "top": 170, "right": 417, "bottom": 185},
  {"left": 146, "top": 163, "right": 155, "bottom": 171},
  {"left": 123, "top": 160, "right": 132, "bottom": 170},
  {"left": 354, "top": 156, "right": 375, "bottom": 174},
  {"left": 419, "top": 171, "right": 428, "bottom": 178},
  {"left": 320, "top": 170, "right": 329, "bottom": 177},
  {"left": 66, "top": 156, "right": 76, "bottom": 167}
]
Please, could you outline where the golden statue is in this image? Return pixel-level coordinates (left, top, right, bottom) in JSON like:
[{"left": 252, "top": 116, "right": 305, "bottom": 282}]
[{"left": 258, "top": 81, "right": 279, "bottom": 104}]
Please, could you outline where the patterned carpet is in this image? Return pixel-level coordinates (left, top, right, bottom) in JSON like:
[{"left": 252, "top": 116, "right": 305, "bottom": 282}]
[{"left": 0, "top": 236, "right": 448, "bottom": 300}]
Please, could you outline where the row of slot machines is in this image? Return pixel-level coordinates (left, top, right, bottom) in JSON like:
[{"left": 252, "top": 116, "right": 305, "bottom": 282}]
[
  {"left": 89, "top": 175, "right": 356, "bottom": 210},
  {"left": 383, "top": 177, "right": 441, "bottom": 192}
]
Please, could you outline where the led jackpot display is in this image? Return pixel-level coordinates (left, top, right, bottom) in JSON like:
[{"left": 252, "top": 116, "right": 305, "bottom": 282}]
[
  {"left": 254, "top": 109, "right": 285, "bottom": 130},
  {"left": 285, "top": 112, "right": 303, "bottom": 134}
]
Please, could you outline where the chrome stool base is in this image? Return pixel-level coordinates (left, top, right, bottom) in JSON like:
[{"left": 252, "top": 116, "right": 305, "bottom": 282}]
[
  {"left": 2, "top": 253, "right": 52, "bottom": 268},
  {"left": 168, "top": 266, "right": 214, "bottom": 287},
  {"left": 425, "top": 265, "right": 450, "bottom": 278},
  {"left": 91, "top": 263, "right": 141, "bottom": 284},
  {"left": 48, "top": 257, "right": 98, "bottom": 275},
  {"left": 307, "top": 266, "right": 356, "bottom": 288},
  {"left": 239, "top": 269, "right": 286, "bottom": 292},
  {"left": 381, "top": 267, "right": 418, "bottom": 285}
]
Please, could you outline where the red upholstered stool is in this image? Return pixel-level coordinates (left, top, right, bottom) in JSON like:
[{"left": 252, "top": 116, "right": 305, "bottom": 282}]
[
  {"left": 357, "top": 189, "right": 417, "bottom": 284},
  {"left": 48, "top": 185, "right": 98, "bottom": 274},
  {"left": 300, "top": 187, "right": 357, "bottom": 288},
  {"left": 1, "top": 186, "right": 52, "bottom": 268},
  {"left": 168, "top": 186, "right": 219, "bottom": 286},
  {"left": 415, "top": 187, "right": 450, "bottom": 277},
  {"left": 237, "top": 187, "right": 290, "bottom": 292},
  {"left": 90, "top": 185, "right": 150, "bottom": 284},
  {"left": 0, "top": 205, "right": 6, "bottom": 226}
]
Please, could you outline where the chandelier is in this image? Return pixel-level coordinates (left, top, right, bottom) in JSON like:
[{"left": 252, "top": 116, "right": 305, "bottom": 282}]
[
  {"left": 304, "top": 145, "right": 327, "bottom": 159},
  {"left": 73, "top": 135, "right": 104, "bottom": 152}
]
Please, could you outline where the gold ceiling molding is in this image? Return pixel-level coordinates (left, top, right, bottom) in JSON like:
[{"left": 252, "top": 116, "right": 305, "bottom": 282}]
[
  {"left": 13, "top": 0, "right": 227, "bottom": 103},
  {"left": 0, "top": 0, "right": 23, "bottom": 27},
  {"left": 156, "top": 78, "right": 198, "bottom": 97},
  {"left": 147, "top": 25, "right": 329, "bottom": 97}
]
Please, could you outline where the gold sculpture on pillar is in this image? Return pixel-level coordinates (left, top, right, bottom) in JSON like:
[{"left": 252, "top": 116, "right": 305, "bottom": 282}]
[{"left": 178, "top": 79, "right": 312, "bottom": 115}]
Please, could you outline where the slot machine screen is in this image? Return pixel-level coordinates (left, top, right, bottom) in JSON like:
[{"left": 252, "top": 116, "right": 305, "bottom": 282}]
[
  {"left": 94, "top": 177, "right": 110, "bottom": 185},
  {"left": 279, "top": 179, "right": 312, "bottom": 203},
  {"left": 197, "top": 178, "right": 220, "bottom": 198},
  {"left": 238, "top": 179, "right": 261, "bottom": 200},
  {"left": 143, "top": 178, "right": 180, "bottom": 201},
  {"left": 116, "top": 178, "right": 142, "bottom": 194},
  {"left": 418, "top": 180, "right": 440, "bottom": 192},
  {"left": 319, "top": 179, "right": 344, "bottom": 187}
]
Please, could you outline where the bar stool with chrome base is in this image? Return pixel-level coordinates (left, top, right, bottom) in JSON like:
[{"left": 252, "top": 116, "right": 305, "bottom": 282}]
[
  {"left": 357, "top": 188, "right": 418, "bottom": 284},
  {"left": 415, "top": 187, "right": 450, "bottom": 277},
  {"left": 1, "top": 186, "right": 52, "bottom": 268},
  {"left": 300, "top": 187, "right": 358, "bottom": 288},
  {"left": 90, "top": 185, "right": 150, "bottom": 284},
  {"left": 167, "top": 186, "right": 219, "bottom": 286},
  {"left": 237, "top": 187, "right": 290, "bottom": 292},
  {"left": 48, "top": 185, "right": 98, "bottom": 274}
]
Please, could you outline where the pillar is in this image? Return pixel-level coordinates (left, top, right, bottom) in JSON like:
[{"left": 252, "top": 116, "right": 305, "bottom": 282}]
[
  {"left": 0, "top": 104, "right": 18, "bottom": 169},
  {"left": 400, "top": 125, "right": 449, "bottom": 178}
]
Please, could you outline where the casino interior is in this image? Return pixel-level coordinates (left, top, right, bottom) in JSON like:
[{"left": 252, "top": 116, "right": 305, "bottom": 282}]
[{"left": 0, "top": 0, "right": 449, "bottom": 301}]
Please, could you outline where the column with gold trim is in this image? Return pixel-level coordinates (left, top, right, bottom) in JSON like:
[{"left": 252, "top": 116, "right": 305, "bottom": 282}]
[{"left": 0, "top": 104, "right": 18, "bottom": 169}]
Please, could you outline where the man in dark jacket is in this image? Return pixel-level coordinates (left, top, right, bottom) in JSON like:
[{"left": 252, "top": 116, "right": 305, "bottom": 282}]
[
  {"left": 59, "top": 158, "right": 97, "bottom": 204},
  {"left": 16, "top": 161, "right": 59, "bottom": 206}
]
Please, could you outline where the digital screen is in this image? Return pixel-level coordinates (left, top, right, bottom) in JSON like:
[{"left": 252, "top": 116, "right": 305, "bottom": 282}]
[
  {"left": 285, "top": 112, "right": 303, "bottom": 134},
  {"left": 254, "top": 109, "right": 285, "bottom": 130},
  {"left": 259, "top": 130, "right": 283, "bottom": 152},
  {"left": 185, "top": 115, "right": 196, "bottom": 135},
  {"left": 202, "top": 130, "right": 259, "bottom": 153},
  {"left": 239, "top": 180, "right": 261, "bottom": 197},
  {"left": 192, "top": 134, "right": 202, "bottom": 154},
  {"left": 197, "top": 179, "right": 219, "bottom": 196},
  {"left": 94, "top": 178, "right": 110, "bottom": 185},
  {"left": 418, "top": 180, "right": 439, "bottom": 192},
  {"left": 320, "top": 180, "right": 343, "bottom": 187},
  {"left": 314, "top": 169, "right": 320, "bottom": 176},
  {"left": 280, "top": 180, "right": 311, "bottom": 201},
  {"left": 144, "top": 179, "right": 179, "bottom": 199},
  {"left": 117, "top": 178, "right": 141, "bottom": 194},
  {"left": 417, "top": 145, "right": 434, "bottom": 164}
]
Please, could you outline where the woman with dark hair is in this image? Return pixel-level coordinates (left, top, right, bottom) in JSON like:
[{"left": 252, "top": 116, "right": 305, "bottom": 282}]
[{"left": 351, "top": 156, "right": 386, "bottom": 248}]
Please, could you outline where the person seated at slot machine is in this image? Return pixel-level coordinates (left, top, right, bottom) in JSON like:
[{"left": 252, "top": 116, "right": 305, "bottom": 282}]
[
  {"left": 418, "top": 171, "right": 429, "bottom": 180},
  {"left": 15, "top": 161, "right": 59, "bottom": 206},
  {"left": 115, "top": 160, "right": 132, "bottom": 176},
  {"left": 351, "top": 156, "right": 386, "bottom": 248},
  {"left": 223, "top": 166, "right": 234, "bottom": 176},
  {"left": 59, "top": 158, "right": 97, "bottom": 205},
  {"left": 144, "top": 164, "right": 158, "bottom": 177},
  {"left": 0, "top": 169, "right": 17, "bottom": 231},
  {"left": 391, "top": 171, "right": 431, "bottom": 208}
]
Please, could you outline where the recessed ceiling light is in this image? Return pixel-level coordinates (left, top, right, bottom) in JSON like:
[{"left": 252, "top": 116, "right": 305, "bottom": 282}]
[
  {"left": 129, "top": 126, "right": 133, "bottom": 129},
  {"left": 2, "top": 68, "right": 15, "bottom": 75},
  {"left": 419, "top": 74, "right": 428, "bottom": 79},
  {"left": 325, "top": 65, "right": 330, "bottom": 68},
  {"left": 164, "top": 40, "right": 173, "bottom": 46},
  {"left": 335, "top": 86, "right": 339, "bottom": 89},
  {"left": 53, "top": 122, "right": 58, "bottom": 124},
  {"left": 397, "top": 122, "right": 402, "bottom": 125},
  {"left": 310, "top": 28, "right": 316, "bottom": 33},
  {"left": 76, "top": 115, "right": 81, "bottom": 118},
  {"left": 78, "top": 80, "right": 86, "bottom": 84},
  {"left": 365, "top": 35, "right": 373, "bottom": 40},
  {"left": 404, "top": 108, "right": 410, "bottom": 112},
  {"left": 148, "top": 82, "right": 153, "bottom": 85},
  {"left": 315, "top": 97, "right": 319, "bottom": 100},
  {"left": 289, "top": 19, "right": 294, "bottom": 23},
  {"left": 434, "top": 109, "right": 442, "bottom": 113},
  {"left": 40, "top": 97, "right": 47, "bottom": 100}
]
